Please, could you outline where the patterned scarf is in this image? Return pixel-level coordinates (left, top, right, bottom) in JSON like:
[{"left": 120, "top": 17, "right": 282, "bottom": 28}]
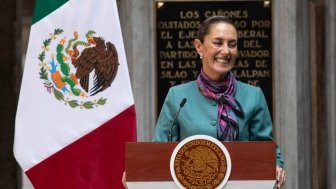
[{"left": 196, "top": 69, "right": 244, "bottom": 141}]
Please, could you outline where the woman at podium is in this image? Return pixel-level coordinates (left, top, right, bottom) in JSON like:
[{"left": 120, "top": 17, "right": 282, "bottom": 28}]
[{"left": 153, "top": 16, "right": 286, "bottom": 188}]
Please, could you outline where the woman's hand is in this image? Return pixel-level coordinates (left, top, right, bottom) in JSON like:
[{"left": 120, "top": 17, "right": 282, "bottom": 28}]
[
  {"left": 122, "top": 171, "right": 128, "bottom": 189},
  {"left": 276, "top": 166, "right": 286, "bottom": 188}
]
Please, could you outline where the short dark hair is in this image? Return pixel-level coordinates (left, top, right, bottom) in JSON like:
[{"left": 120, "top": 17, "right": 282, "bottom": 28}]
[{"left": 196, "top": 16, "right": 236, "bottom": 42}]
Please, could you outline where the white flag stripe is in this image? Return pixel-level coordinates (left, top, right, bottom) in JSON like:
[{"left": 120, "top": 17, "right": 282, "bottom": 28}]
[{"left": 14, "top": 0, "right": 133, "bottom": 171}]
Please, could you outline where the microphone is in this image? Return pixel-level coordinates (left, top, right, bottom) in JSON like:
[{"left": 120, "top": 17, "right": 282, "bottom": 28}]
[{"left": 168, "top": 98, "right": 187, "bottom": 142}]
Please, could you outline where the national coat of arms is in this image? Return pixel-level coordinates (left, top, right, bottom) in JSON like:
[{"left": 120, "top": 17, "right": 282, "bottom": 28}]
[
  {"left": 38, "top": 28, "right": 119, "bottom": 109},
  {"left": 170, "top": 135, "right": 232, "bottom": 189}
]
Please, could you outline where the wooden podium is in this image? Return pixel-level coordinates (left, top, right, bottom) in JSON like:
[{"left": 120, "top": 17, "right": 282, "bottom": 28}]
[{"left": 125, "top": 142, "right": 276, "bottom": 189}]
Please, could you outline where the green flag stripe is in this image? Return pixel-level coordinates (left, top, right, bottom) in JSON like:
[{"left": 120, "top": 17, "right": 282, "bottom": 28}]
[{"left": 32, "top": 0, "right": 69, "bottom": 24}]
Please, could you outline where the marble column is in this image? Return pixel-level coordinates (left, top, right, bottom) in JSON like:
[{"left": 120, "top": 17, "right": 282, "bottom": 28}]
[
  {"left": 274, "top": 0, "right": 311, "bottom": 188},
  {"left": 118, "top": 0, "right": 156, "bottom": 142},
  {"left": 325, "top": 0, "right": 336, "bottom": 188}
]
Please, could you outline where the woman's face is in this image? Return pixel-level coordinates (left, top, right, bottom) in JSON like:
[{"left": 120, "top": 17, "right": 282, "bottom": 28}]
[{"left": 194, "top": 22, "right": 238, "bottom": 81}]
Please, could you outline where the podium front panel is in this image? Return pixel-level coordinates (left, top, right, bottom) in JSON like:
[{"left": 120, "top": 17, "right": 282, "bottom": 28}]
[{"left": 125, "top": 141, "right": 276, "bottom": 188}]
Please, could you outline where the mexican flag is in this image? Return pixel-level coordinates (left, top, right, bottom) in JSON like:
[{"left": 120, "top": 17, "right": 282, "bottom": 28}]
[{"left": 14, "top": 0, "right": 136, "bottom": 188}]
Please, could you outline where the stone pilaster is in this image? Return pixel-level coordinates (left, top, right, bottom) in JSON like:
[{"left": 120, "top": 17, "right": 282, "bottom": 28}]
[
  {"left": 274, "top": 0, "right": 311, "bottom": 188},
  {"left": 325, "top": 0, "right": 336, "bottom": 188},
  {"left": 118, "top": 0, "right": 156, "bottom": 141}
]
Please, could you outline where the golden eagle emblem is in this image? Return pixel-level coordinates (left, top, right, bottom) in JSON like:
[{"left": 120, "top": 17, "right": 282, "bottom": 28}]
[
  {"left": 172, "top": 137, "right": 229, "bottom": 189},
  {"left": 38, "top": 28, "right": 118, "bottom": 109},
  {"left": 71, "top": 34, "right": 119, "bottom": 96}
]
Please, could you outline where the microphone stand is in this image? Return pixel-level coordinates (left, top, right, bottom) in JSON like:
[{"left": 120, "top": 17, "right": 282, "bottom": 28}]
[{"left": 168, "top": 98, "right": 187, "bottom": 142}]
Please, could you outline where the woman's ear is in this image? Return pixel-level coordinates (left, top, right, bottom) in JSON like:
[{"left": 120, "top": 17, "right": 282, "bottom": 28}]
[{"left": 194, "top": 39, "right": 202, "bottom": 55}]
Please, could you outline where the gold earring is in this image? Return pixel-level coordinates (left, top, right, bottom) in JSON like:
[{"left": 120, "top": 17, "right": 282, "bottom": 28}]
[{"left": 199, "top": 53, "right": 202, "bottom": 59}]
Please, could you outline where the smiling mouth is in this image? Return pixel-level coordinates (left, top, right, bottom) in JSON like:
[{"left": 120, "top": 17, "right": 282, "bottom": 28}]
[{"left": 215, "top": 57, "right": 230, "bottom": 64}]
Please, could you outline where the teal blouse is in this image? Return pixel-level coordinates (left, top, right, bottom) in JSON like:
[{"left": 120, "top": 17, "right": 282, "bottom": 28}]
[{"left": 153, "top": 81, "right": 284, "bottom": 167}]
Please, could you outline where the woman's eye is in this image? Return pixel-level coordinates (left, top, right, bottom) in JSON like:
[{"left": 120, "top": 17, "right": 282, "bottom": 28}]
[
  {"left": 229, "top": 43, "right": 237, "bottom": 48},
  {"left": 213, "top": 41, "right": 222, "bottom": 46}
]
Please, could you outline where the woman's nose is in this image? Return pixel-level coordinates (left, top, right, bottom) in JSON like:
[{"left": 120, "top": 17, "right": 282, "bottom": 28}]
[{"left": 220, "top": 44, "right": 230, "bottom": 54}]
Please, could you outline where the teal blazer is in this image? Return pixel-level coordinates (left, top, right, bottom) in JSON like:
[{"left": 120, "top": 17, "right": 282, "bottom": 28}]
[{"left": 154, "top": 80, "right": 284, "bottom": 167}]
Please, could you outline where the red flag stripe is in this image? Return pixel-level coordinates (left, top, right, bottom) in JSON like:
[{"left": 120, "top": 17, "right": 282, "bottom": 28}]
[{"left": 26, "top": 105, "right": 136, "bottom": 189}]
